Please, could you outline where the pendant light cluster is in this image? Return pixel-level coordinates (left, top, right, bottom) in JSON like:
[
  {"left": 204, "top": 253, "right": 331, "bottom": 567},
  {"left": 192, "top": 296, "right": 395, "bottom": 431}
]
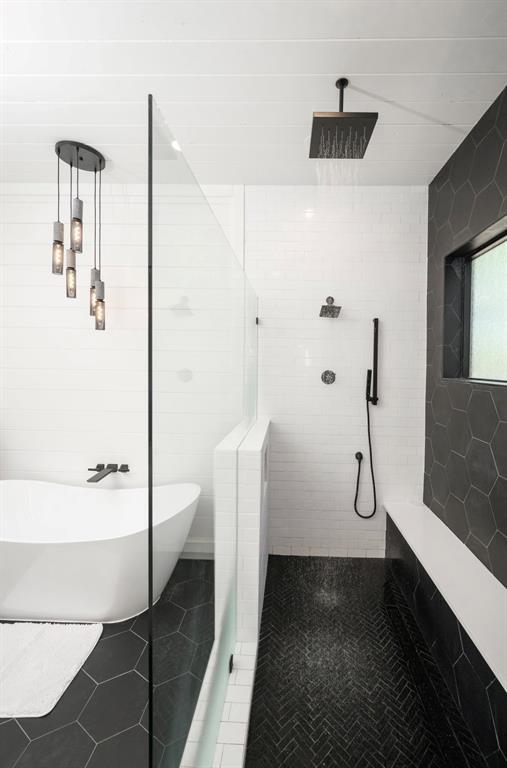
[{"left": 52, "top": 141, "right": 106, "bottom": 330}]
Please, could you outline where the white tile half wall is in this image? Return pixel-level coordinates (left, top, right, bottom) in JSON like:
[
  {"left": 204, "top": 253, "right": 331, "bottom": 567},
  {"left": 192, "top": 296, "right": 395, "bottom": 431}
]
[
  {"left": 237, "top": 417, "right": 270, "bottom": 643},
  {"left": 212, "top": 417, "right": 270, "bottom": 768},
  {"left": 244, "top": 186, "right": 428, "bottom": 557},
  {"left": 213, "top": 417, "right": 270, "bottom": 643}
]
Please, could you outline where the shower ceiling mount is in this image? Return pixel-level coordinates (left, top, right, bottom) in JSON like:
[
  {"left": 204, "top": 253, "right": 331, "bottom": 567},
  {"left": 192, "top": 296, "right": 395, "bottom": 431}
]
[{"left": 52, "top": 141, "right": 107, "bottom": 330}]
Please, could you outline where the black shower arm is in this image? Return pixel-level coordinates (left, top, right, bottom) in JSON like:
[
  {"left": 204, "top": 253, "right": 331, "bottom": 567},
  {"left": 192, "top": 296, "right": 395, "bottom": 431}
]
[{"left": 336, "top": 77, "right": 349, "bottom": 111}]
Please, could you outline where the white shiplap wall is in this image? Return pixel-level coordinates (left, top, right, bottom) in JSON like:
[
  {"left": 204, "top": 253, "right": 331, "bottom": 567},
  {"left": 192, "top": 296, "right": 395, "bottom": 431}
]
[
  {"left": 0, "top": 182, "right": 149, "bottom": 488},
  {"left": 0, "top": 182, "right": 246, "bottom": 553},
  {"left": 245, "top": 185, "right": 428, "bottom": 557}
]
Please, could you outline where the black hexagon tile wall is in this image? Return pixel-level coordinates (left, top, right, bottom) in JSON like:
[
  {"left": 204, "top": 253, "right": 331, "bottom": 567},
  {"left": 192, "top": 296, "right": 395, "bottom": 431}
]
[{"left": 425, "top": 86, "right": 507, "bottom": 588}]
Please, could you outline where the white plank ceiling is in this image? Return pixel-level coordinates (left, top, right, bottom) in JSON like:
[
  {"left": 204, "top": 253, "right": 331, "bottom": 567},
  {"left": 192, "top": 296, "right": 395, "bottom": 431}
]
[{"left": 1, "top": 0, "right": 507, "bottom": 185}]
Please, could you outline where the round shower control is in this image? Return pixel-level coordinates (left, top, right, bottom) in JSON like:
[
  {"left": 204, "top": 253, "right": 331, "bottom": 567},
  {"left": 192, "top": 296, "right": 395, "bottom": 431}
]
[{"left": 321, "top": 370, "right": 336, "bottom": 385}]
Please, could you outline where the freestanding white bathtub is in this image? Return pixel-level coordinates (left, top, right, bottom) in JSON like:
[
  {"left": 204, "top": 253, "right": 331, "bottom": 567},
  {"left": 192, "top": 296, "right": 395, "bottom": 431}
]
[{"left": 0, "top": 480, "right": 200, "bottom": 623}]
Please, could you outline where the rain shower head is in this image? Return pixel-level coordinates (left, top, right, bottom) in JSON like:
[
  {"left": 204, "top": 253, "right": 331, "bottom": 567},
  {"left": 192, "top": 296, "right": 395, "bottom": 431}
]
[{"left": 309, "top": 78, "right": 378, "bottom": 159}]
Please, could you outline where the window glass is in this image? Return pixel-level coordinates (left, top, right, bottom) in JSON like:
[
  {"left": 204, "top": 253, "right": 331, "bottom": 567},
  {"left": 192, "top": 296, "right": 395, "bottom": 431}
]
[{"left": 469, "top": 239, "right": 507, "bottom": 381}]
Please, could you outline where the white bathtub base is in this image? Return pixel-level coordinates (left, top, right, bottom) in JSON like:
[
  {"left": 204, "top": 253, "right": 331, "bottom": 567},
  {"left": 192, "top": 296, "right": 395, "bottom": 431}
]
[{"left": 0, "top": 480, "right": 200, "bottom": 624}]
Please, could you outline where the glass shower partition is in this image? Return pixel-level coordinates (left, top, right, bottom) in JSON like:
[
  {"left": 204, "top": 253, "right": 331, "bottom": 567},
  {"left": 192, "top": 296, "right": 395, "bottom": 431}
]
[{"left": 148, "top": 96, "right": 256, "bottom": 767}]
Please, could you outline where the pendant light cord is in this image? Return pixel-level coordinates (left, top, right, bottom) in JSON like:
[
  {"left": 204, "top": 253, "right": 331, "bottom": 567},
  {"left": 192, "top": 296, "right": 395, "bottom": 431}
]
[
  {"left": 69, "top": 162, "right": 72, "bottom": 224},
  {"left": 76, "top": 147, "right": 79, "bottom": 199},
  {"left": 57, "top": 150, "right": 61, "bottom": 222},
  {"left": 98, "top": 169, "right": 102, "bottom": 273},
  {"left": 93, "top": 170, "right": 97, "bottom": 270}
]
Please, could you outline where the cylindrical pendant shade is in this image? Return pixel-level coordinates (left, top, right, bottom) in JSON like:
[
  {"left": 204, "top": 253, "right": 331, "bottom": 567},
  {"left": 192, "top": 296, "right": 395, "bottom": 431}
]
[
  {"left": 52, "top": 242, "right": 64, "bottom": 274},
  {"left": 72, "top": 197, "right": 83, "bottom": 221},
  {"left": 71, "top": 197, "right": 83, "bottom": 252},
  {"left": 53, "top": 221, "right": 64, "bottom": 243},
  {"left": 95, "top": 299, "right": 105, "bottom": 330},
  {"left": 66, "top": 268, "right": 76, "bottom": 298},
  {"left": 95, "top": 280, "right": 105, "bottom": 330},
  {"left": 71, "top": 218, "right": 83, "bottom": 252},
  {"left": 66, "top": 248, "right": 76, "bottom": 269},
  {"left": 89, "top": 267, "right": 100, "bottom": 316},
  {"left": 66, "top": 249, "right": 77, "bottom": 298},
  {"left": 52, "top": 221, "right": 64, "bottom": 274}
]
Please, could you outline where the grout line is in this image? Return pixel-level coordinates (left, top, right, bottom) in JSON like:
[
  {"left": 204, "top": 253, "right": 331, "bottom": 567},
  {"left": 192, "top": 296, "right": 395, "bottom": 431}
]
[{"left": 76, "top": 721, "right": 98, "bottom": 747}]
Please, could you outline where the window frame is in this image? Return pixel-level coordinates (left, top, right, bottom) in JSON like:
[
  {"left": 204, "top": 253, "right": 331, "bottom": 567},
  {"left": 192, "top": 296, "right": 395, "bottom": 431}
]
[{"left": 441, "top": 216, "right": 507, "bottom": 388}]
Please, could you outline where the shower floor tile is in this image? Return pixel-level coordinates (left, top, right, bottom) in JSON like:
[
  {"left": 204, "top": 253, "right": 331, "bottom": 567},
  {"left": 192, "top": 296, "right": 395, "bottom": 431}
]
[
  {"left": 1, "top": 558, "right": 214, "bottom": 768},
  {"left": 245, "top": 556, "right": 487, "bottom": 768}
]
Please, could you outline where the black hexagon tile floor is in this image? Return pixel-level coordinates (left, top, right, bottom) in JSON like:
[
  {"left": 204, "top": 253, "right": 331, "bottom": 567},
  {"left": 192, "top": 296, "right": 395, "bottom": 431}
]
[
  {"left": 0, "top": 558, "right": 214, "bottom": 768},
  {"left": 245, "top": 555, "right": 490, "bottom": 768}
]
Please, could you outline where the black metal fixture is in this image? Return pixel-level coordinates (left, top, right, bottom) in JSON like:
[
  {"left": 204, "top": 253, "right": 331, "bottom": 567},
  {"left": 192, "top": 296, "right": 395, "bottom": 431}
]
[
  {"left": 53, "top": 140, "right": 106, "bottom": 328},
  {"left": 367, "top": 318, "right": 379, "bottom": 406},
  {"left": 321, "top": 370, "right": 336, "bottom": 385},
  {"left": 319, "top": 296, "right": 341, "bottom": 318},
  {"left": 354, "top": 318, "right": 379, "bottom": 519},
  {"left": 309, "top": 77, "right": 378, "bottom": 159},
  {"left": 87, "top": 463, "right": 130, "bottom": 483}
]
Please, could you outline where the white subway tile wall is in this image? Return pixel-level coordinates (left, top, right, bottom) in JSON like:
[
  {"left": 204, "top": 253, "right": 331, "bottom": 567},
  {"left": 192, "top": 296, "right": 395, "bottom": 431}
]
[
  {"left": 212, "top": 641, "right": 258, "bottom": 768},
  {"left": 244, "top": 186, "right": 428, "bottom": 557}
]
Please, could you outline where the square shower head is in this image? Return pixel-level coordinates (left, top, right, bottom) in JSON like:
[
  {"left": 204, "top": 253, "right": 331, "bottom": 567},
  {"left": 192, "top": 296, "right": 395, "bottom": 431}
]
[{"left": 309, "top": 112, "right": 378, "bottom": 159}]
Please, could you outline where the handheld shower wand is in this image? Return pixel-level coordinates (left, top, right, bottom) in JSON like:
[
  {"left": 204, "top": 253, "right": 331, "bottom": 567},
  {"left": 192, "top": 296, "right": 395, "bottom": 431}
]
[{"left": 354, "top": 318, "right": 379, "bottom": 519}]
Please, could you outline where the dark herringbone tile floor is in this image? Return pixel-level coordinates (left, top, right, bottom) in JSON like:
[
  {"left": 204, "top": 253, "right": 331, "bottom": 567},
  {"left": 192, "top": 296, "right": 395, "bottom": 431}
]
[{"left": 245, "top": 556, "right": 487, "bottom": 768}]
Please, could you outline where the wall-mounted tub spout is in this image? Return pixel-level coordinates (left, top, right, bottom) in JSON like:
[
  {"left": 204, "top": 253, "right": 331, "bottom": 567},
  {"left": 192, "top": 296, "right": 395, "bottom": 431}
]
[{"left": 87, "top": 463, "right": 130, "bottom": 483}]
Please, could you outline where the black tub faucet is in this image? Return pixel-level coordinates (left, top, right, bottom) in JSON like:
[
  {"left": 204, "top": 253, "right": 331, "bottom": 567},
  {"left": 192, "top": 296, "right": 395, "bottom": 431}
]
[{"left": 87, "top": 463, "right": 130, "bottom": 483}]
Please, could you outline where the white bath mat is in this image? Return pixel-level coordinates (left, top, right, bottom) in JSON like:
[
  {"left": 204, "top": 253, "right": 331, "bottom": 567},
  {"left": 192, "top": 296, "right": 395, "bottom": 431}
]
[{"left": 0, "top": 622, "right": 102, "bottom": 718}]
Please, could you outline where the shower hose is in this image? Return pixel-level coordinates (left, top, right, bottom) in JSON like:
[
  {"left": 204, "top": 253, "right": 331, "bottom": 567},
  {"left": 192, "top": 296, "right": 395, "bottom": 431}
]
[{"left": 353, "top": 398, "right": 377, "bottom": 519}]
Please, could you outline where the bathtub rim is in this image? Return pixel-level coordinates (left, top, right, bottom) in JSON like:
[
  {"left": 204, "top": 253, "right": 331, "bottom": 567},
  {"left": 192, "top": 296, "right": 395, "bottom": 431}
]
[{"left": 0, "top": 479, "right": 201, "bottom": 545}]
